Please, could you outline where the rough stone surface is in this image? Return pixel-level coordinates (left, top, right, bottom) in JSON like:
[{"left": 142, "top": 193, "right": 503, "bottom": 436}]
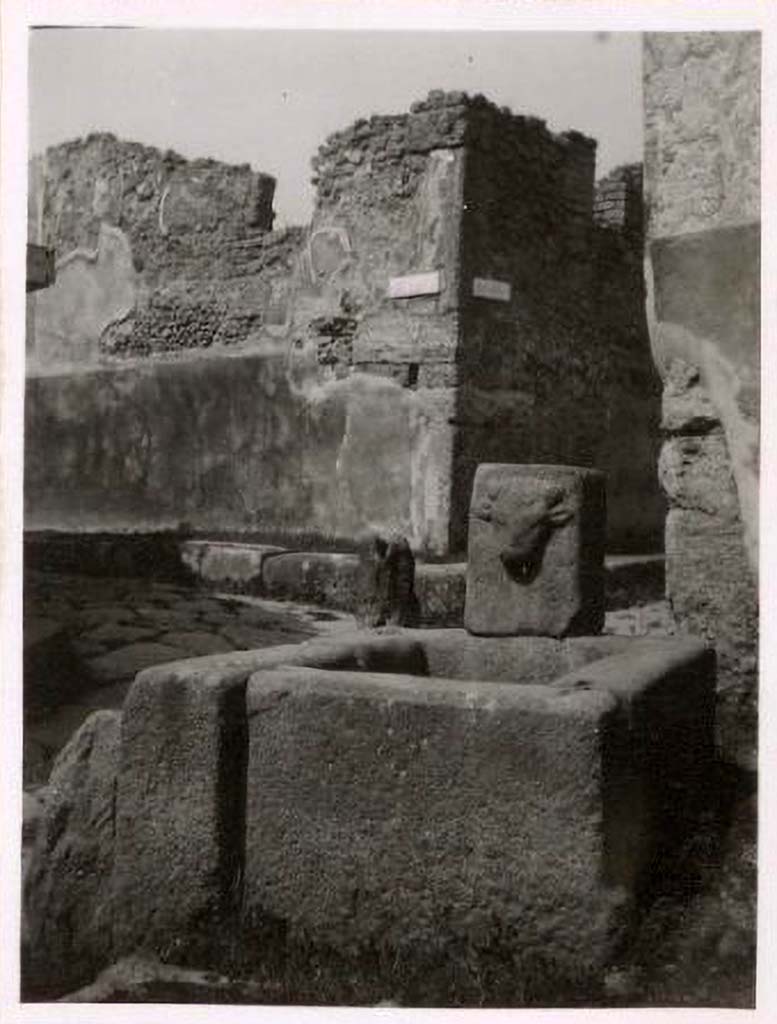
[
  {"left": 452, "top": 135, "right": 661, "bottom": 552},
  {"left": 111, "top": 664, "right": 248, "bottom": 962},
  {"left": 241, "top": 651, "right": 713, "bottom": 975},
  {"left": 413, "top": 562, "right": 467, "bottom": 626},
  {"left": 107, "top": 632, "right": 425, "bottom": 962},
  {"left": 23, "top": 710, "right": 122, "bottom": 999},
  {"left": 549, "top": 635, "right": 716, "bottom": 875},
  {"left": 22, "top": 568, "right": 341, "bottom": 787},
  {"left": 157, "top": 630, "right": 235, "bottom": 656},
  {"left": 465, "top": 464, "right": 605, "bottom": 637},
  {"left": 262, "top": 551, "right": 362, "bottom": 611},
  {"left": 643, "top": 34, "right": 760, "bottom": 238},
  {"left": 643, "top": 33, "right": 759, "bottom": 763},
  {"left": 180, "top": 541, "right": 285, "bottom": 593}
]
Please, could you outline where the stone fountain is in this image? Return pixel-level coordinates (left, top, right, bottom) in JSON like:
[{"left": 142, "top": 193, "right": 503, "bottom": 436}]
[{"left": 24, "top": 465, "right": 715, "bottom": 1000}]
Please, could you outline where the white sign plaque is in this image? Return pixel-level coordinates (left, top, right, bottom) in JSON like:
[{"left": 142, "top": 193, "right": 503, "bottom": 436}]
[
  {"left": 388, "top": 270, "right": 443, "bottom": 299},
  {"left": 473, "top": 277, "right": 511, "bottom": 302}
]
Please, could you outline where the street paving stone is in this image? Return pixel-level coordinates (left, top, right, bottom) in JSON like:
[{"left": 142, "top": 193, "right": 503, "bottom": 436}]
[{"left": 22, "top": 570, "right": 356, "bottom": 789}]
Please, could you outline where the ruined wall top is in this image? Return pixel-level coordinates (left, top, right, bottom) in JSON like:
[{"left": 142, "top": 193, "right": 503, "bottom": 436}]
[
  {"left": 29, "top": 132, "right": 277, "bottom": 272},
  {"left": 593, "top": 163, "right": 644, "bottom": 245},
  {"left": 312, "top": 90, "right": 596, "bottom": 205}
]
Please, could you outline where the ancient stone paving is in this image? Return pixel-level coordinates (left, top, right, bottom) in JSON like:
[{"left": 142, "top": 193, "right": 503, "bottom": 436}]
[{"left": 23, "top": 570, "right": 354, "bottom": 788}]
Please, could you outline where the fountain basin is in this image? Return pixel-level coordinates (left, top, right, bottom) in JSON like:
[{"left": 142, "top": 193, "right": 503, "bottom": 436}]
[{"left": 106, "top": 628, "right": 713, "bottom": 978}]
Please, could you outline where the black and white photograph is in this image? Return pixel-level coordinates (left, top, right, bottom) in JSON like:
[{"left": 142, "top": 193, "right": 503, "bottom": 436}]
[{"left": 1, "top": 1, "right": 772, "bottom": 1018}]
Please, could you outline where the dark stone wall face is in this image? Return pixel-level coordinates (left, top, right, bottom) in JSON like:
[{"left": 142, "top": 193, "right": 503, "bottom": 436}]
[
  {"left": 591, "top": 166, "right": 665, "bottom": 552},
  {"left": 452, "top": 123, "right": 661, "bottom": 552}
]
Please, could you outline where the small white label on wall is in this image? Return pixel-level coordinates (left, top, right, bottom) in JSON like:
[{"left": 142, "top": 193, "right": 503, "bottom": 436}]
[
  {"left": 473, "top": 277, "right": 511, "bottom": 302},
  {"left": 388, "top": 270, "right": 443, "bottom": 299}
]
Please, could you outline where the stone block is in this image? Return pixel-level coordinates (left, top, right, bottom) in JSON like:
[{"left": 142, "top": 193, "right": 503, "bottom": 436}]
[
  {"left": 107, "top": 634, "right": 423, "bottom": 961},
  {"left": 550, "top": 635, "right": 715, "bottom": 885},
  {"left": 355, "top": 533, "right": 418, "bottom": 627},
  {"left": 111, "top": 663, "right": 249, "bottom": 961},
  {"left": 242, "top": 666, "right": 630, "bottom": 974},
  {"left": 180, "top": 540, "right": 285, "bottom": 593},
  {"left": 261, "top": 552, "right": 362, "bottom": 611},
  {"left": 413, "top": 562, "right": 466, "bottom": 626},
  {"left": 23, "top": 710, "right": 122, "bottom": 999},
  {"left": 465, "top": 464, "right": 605, "bottom": 637}
]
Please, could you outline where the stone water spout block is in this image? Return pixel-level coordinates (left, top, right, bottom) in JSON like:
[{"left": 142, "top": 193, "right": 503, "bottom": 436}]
[{"left": 465, "top": 464, "right": 606, "bottom": 638}]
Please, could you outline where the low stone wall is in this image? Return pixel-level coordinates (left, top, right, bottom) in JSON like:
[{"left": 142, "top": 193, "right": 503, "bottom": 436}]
[{"left": 24, "top": 350, "right": 455, "bottom": 553}]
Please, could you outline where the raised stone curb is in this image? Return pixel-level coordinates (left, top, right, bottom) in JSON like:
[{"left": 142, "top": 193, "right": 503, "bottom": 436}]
[
  {"left": 261, "top": 551, "right": 362, "bottom": 610},
  {"left": 180, "top": 540, "right": 285, "bottom": 593},
  {"left": 177, "top": 540, "right": 666, "bottom": 629}
]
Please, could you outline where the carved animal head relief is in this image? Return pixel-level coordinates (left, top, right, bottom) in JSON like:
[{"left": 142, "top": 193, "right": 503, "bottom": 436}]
[
  {"left": 471, "top": 484, "right": 574, "bottom": 585},
  {"left": 465, "top": 464, "right": 605, "bottom": 638},
  {"left": 499, "top": 488, "right": 574, "bottom": 583}
]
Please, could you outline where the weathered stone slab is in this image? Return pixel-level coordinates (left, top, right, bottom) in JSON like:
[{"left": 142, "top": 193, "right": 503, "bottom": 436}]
[
  {"left": 261, "top": 552, "right": 362, "bottom": 611},
  {"left": 465, "top": 464, "right": 605, "bottom": 637},
  {"left": 243, "top": 666, "right": 629, "bottom": 974},
  {"left": 111, "top": 663, "right": 249, "bottom": 961},
  {"left": 180, "top": 540, "right": 285, "bottom": 593},
  {"left": 23, "top": 710, "right": 122, "bottom": 999},
  {"left": 549, "top": 635, "right": 715, "bottom": 886},
  {"left": 83, "top": 622, "right": 159, "bottom": 647},
  {"left": 109, "top": 634, "right": 420, "bottom": 961}
]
